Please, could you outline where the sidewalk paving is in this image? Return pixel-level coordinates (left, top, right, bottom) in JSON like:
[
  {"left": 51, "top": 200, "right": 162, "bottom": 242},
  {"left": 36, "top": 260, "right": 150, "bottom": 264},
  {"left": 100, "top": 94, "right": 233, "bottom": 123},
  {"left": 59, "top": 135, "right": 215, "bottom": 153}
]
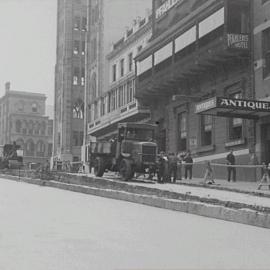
[{"left": 85, "top": 172, "right": 270, "bottom": 210}]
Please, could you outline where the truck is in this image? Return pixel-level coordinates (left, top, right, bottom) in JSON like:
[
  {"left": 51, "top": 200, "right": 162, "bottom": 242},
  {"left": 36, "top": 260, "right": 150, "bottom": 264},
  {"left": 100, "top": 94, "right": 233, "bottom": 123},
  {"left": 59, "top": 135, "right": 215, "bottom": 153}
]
[
  {"left": 88, "top": 122, "right": 158, "bottom": 181},
  {"left": 0, "top": 143, "right": 24, "bottom": 169}
]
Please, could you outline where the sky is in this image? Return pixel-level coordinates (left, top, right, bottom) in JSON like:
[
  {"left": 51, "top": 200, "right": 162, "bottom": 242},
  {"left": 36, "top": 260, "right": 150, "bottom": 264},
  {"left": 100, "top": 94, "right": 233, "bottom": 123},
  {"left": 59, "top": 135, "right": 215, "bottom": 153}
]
[{"left": 0, "top": 0, "right": 57, "bottom": 106}]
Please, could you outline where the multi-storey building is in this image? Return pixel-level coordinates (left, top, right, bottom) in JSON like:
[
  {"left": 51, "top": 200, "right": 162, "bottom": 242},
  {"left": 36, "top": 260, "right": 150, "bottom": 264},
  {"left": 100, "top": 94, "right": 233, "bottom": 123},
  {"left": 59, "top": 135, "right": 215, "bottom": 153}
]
[
  {"left": 53, "top": 0, "right": 87, "bottom": 163},
  {"left": 83, "top": 0, "right": 151, "bottom": 163},
  {"left": 86, "top": 13, "right": 152, "bottom": 141},
  {"left": 0, "top": 82, "right": 53, "bottom": 164},
  {"left": 135, "top": 0, "right": 260, "bottom": 181}
]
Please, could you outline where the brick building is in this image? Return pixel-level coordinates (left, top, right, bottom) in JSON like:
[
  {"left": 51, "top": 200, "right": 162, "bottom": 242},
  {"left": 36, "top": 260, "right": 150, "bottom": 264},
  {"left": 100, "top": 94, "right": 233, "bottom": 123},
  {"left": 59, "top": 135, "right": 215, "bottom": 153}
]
[
  {"left": 0, "top": 83, "right": 53, "bottom": 164},
  {"left": 135, "top": 0, "right": 259, "bottom": 181},
  {"left": 53, "top": 0, "right": 87, "bottom": 163}
]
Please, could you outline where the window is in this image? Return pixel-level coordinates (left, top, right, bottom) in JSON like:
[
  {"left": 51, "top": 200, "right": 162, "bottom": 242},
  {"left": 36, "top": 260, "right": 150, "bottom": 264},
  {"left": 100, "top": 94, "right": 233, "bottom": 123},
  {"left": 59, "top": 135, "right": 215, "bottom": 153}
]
[
  {"left": 100, "top": 97, "right": 105, "bottom": 116},
  {"left": 73, "top": 67, "right": 80, "bottom": 85},
  {"left": 178, "top": 112, "right": 187, "bottom": 151},
  {"left": 36, "top": 141, "right": 45, "bottom": 157},
  {"left": 120, "top": 59, "right": 124, "bottom": 77},
  {"left": 41, "top": 122, "right": 46, "bottom": 135},
  {"left": 48, "top": 126, "right": 53, "bottom": 136},
  {"left": 263, "top": 27, "right": 270, "bottom": 78},
  {"left": 32, "top": 103, "right": 37, "bottom": 113},
  {"left": 73, "top": 99, "right": 84, "bottom": 119},
  {"left": 74, "top": 16, "right": 80, "bottom": 30},
  {"left": 229, "top": 92, "right": 243, "bottom": 140},
  {"left": 201, "top": 115, "right": 213, "bottom": 146},
  {"left": 112, "top": 64, "right": 117, "bottom": 82},
  {"left": 73, "top": 40, "right": 79, "bottom": 55},
  {"left": 82, "top": 17, "right": 87, "bottom": 31},
  {"left": 118, "top": 85, "right": 124, "bottom": 107},
  {"left": 28, "top": 121, "right": 34, "bottom": 135},
  {"left": 127, "top": 81, "right": 133, "bottom": 103},
  {"left": 26, "top": 139, "right": 35, "bottom": 156},
  {"left": 128, "top": 52, "right": 133, "bottom": 72},
  {"left": 79, "top": 131, "right": 84, "bottom": 146},
  {"left": 15, "top": 120, "right": 21, "bottom": 133},
  {"left": 81, "top": 68, "right": 85, "bottom": 86},
  {"left": 110, "top": 89, "right": 117, "bottom": 111},
  {"left": 94, "top": 102, "right": 98, "bottom": 120},
  {"left": 81, "top": 41, "right": 85, "bottom": 55}
]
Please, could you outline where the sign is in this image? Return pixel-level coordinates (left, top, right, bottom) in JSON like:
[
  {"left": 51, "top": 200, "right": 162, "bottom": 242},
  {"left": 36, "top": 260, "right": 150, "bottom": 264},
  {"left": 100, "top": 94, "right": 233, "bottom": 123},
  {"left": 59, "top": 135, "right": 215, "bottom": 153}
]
[
  {"left": 217, "top": 97, "right": 270, "bottom": 112},
  {"left": 227, "top": 34, "right": 249, "bottom": 49},
  {"left": 155, "top": 0, "right": 182, "bottom": 19},
  {"left": 189, "top": 137, "right": 197, "bottom": 147},
  {"left": 195, "top": 97, "right": 217, "bottom": 114}
]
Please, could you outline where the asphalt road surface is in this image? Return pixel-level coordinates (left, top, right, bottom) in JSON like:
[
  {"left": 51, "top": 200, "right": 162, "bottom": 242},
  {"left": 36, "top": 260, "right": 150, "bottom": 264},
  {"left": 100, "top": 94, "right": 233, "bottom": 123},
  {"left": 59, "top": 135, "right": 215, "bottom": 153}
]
[{"left": 0, "top": 179, "right": 270, "bottom": 270}]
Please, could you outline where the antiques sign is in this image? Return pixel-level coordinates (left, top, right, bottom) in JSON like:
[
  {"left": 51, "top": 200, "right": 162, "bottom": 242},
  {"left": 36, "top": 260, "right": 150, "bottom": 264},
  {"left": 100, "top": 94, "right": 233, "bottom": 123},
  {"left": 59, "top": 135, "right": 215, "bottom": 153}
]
[
  {"left": 227, "top": 34, "right": 249, "bottom": 49},
  {"left": 218, "top": 97, "right": 270, "bottom": 112}
]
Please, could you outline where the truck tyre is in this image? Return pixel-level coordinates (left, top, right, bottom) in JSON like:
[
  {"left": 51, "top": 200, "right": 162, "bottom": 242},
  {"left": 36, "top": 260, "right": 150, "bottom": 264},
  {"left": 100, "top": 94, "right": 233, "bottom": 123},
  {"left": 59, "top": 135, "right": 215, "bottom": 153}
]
[
  {"left": 94, "top": 157, "right": 105, "bottom": 177},
  {"left": 119, "top": 159, "right": 134, "bottom": 181}
]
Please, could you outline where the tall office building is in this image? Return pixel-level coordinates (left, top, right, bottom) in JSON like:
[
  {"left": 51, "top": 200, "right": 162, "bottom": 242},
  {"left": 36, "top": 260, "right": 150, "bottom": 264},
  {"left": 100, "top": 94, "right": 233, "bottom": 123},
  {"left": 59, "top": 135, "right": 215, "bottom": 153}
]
[{"left": 53, "top": 0, "right": 87, "bottom": 163}]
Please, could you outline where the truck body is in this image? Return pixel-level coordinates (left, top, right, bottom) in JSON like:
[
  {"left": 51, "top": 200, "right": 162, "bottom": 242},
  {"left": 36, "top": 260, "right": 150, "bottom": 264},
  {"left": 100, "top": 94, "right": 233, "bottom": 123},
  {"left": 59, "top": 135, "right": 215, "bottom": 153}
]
[
  {"left": 0, "top": 143, "right": 24, "bottom": 169},
  {"left": 88, "top": 123, "right": 158, "bottom": 180}
]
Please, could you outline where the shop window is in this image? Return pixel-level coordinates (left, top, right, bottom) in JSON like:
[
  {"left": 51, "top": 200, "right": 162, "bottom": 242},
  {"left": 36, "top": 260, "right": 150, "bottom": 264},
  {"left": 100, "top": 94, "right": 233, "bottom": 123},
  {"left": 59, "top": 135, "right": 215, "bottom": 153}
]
[
  {"left": 178, "top": 112, "right": 187, "bottom": 151},
  {"left": 263, "top": 27, "right": 270, "bottom": 78},
  {"left": 201, "top": 115, "right": 212, "bottom": 146},
  {"left": 229, "top": 93, "right": 243, "bottom": 140}
]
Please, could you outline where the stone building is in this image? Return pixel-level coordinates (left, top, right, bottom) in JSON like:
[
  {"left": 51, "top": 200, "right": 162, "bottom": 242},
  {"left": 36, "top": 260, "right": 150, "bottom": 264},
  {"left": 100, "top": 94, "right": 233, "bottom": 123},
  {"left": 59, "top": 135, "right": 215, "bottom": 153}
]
[
  {"left": 83, "top": 0, "right": 152, "bottom": 162},
  {"left": 0, "top": 83, "right": 53, "bottom": 164},
  {"left": 53, "top": 0, "right": 87, "bottom": 163},
  {"left": 86, "top": 11, "right": 152, "bottom": 141},
  {"left": 135, "top": 0, "right": 258, "bottom": 181}
]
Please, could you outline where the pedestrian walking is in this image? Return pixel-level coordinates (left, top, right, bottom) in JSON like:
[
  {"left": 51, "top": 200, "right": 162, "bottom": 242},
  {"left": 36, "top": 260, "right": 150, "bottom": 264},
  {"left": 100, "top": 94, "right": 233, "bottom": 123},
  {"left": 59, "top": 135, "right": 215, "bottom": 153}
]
[
  {"left": 177, "top": 152, "right": 183, "bottom": 180},
  {"left": 184, "top": 150, "right": 193, "bottom": 180},
  {"left": 203, "top": 161, "right": 215, "bottom": 184},
  {"left": 157, "top": 151, "right": 166, "bottom": 183},
  {"left": 168, "top": 152, "right": 177, "bottom": 183},
  {"left": 226, "top": 149, "right": 236, "bottom": 182},
  {"left": 258, "top": 163, "right": 270, "bottom": 190}
]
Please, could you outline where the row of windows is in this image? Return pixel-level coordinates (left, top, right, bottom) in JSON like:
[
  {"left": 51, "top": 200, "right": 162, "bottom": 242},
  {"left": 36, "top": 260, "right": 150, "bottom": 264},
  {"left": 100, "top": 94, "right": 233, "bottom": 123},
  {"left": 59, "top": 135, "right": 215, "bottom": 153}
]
[
  {"left": 14, "top": 120, "right": 52, "bottom": 136},
  {"left": 112, "top": 46, "right": 143, "bottom": 82},
  {"left": 16, "top": 139, "right": 52, "bottom": 157},
  {"left": 89, "top": 79, "right": 136, "bottom": 122}
]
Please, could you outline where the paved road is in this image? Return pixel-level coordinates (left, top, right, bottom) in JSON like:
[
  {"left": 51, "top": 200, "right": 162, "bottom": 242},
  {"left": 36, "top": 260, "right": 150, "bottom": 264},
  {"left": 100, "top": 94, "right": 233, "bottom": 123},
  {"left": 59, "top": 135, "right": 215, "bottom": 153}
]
[{"left": 0, "top": 179, "right": 270, "bottom": 270}]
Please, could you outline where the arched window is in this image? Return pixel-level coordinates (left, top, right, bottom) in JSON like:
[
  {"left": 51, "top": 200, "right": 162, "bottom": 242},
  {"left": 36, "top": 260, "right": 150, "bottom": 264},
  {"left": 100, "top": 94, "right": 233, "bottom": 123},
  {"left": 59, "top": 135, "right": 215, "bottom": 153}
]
[
  {"left": 34, "top": 122, "right": 40, "bottom": 135},
  {"left": 72, "top": 99, "right": 84, "bottom": 119},
  {"left": 32, "top": 103, "right": 38, "bottom": 113},
  {"left": 22, "top": 120, "right": 28, "bottom": 135},
  {"left": 28, "top": 120, "right": 34, "bottom": 135},
  {"left": 26, "top": 139, "right": 35, "bottom": 156},
  {"left": 36, "top": 140, "right": 45, "bottom": 157},
  {"left": 15, "top": 120, "right": 22, "bottom": 133}
]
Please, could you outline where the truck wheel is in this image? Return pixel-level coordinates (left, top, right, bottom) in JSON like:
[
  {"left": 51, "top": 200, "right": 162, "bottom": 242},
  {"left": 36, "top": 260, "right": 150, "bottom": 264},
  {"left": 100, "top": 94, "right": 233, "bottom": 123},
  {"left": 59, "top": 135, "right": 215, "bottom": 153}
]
[
  {"left": 119, "top": 159, "right": 134, "bottom": 181},
  {"left": 94, "top": 157, "right": 105, "bottom": 177}
]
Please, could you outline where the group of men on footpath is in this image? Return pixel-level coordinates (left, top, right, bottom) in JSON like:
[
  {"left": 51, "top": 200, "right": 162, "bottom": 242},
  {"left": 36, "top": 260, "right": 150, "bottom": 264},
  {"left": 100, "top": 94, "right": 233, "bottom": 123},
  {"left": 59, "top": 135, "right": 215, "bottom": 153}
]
[{"left": 157, "top": 150, "right": 193, "bottom": 184}]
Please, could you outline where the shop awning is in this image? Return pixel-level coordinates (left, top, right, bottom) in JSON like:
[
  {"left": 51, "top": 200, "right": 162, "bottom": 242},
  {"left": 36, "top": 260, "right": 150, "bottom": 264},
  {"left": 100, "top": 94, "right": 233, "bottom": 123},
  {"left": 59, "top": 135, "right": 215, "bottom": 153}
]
[{"left": 195, "top": 97, "right": 270, "bottom": 119}]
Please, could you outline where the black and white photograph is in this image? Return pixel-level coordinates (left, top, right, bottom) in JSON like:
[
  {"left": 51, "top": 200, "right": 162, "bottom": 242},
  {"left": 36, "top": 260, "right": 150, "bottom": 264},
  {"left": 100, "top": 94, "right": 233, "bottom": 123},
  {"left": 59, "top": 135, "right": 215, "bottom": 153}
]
[{"left": 1, "top": 0, "right": 270, "bottom": 269}]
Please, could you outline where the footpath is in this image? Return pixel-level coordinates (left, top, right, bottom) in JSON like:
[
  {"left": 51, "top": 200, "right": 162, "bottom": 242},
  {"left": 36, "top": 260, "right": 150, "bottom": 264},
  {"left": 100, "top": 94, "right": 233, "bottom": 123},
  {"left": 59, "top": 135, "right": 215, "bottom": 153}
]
[{"left": 1, "top": 170, "right": 270, "bottom": 229}]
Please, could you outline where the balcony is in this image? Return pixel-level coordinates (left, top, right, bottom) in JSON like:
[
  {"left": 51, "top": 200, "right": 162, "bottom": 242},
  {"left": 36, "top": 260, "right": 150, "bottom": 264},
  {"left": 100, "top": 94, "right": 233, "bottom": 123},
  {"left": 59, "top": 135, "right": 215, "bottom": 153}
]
[
  {"left": 136, "top": 0, "right": 250, "bottom": 99},
  {"left": 87, "top": 101, "right": 151, "bottom": 138}
]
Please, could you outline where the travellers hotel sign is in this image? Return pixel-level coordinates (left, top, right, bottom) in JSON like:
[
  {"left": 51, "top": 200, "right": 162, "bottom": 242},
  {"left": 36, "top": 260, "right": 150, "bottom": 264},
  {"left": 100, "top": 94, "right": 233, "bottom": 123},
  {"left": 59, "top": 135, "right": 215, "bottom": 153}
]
[
  {"left": 195, "top": 97, "right": 270, "bottom": 118},
  {"left": 155, "top": 0, "right": 182, "bottom": 19},
  {"left": 227, "top": 34, "right": 249, "bottom": 50}
]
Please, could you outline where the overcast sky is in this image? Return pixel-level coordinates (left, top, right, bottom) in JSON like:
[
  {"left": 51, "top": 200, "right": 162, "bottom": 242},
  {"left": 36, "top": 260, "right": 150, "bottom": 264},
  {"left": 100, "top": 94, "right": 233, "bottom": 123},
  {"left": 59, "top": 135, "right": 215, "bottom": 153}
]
[{"left": 0, "top": 0, "right": 57, "bottom": 106}]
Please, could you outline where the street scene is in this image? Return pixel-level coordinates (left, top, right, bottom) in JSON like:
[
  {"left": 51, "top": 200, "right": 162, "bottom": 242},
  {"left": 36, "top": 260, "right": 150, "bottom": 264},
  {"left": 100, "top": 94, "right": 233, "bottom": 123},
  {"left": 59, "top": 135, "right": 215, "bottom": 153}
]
[{"left": 1, "top": 0, "right": 270, "bottom": 269}]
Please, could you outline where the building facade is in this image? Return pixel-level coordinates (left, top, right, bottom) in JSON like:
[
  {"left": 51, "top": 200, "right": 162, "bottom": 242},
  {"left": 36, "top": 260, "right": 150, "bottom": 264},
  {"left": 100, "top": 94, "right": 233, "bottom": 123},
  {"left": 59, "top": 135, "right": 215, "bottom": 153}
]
[
  {"left": 0, "top": 83, "right": 53, "bottom": 164},
  {"left": 136, "top": 0, "right": 256, "bottom": 180},
  {"left": 86, "top": 13, "right": 152, "bottom": 141},
  {"left": 83, "top": 0, "right": 152, "bottom": 162},
  {"left": 53, "top": 0, "right": 87, "bottom": 163}
]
